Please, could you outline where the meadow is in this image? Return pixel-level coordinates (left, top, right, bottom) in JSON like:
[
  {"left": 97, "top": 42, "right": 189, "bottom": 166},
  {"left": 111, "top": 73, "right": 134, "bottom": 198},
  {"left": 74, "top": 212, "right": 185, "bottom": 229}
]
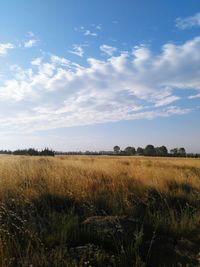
[{"left": 0, "top": 155, "right": 200, "bottom": 267}]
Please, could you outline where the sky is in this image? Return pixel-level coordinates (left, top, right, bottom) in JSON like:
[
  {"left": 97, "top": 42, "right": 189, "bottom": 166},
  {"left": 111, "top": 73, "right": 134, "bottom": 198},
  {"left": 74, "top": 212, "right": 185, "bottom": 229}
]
[{"left": 0, "top": 0, "right": 200, "bottom": 152}]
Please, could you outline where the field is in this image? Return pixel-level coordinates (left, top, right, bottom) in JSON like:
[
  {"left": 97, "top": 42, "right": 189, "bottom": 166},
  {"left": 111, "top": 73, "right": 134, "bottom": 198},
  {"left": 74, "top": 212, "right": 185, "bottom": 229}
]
[{"left": 0, "top": 156, "right": 200, "bottom": 267}]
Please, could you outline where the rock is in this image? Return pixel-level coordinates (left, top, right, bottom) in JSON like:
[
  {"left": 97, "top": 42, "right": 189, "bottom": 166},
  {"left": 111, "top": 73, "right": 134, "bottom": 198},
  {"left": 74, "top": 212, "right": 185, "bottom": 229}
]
[
  {"left": 175, "top": 239, "right": 199, "bottom": 265},
  {"left": 69, "top": 243, "right": 100, "bottom": 259},
  {"left": 145, "top": 237, "right": 199, "bottom": 267},
  {"left": 82, "top": 216, "right": 200, "bottom": 266},
  {"left": 83, "top": 216, "right": 138, "bottom": 234},
  {"left": 144, "top": 236, "right": 177, "bottom": 267},
  {"left": 69, "top": 243, "right": 116, "bottom": 266},
  {"left": 82, "top": 215, "right": 151, "bottom": 246}
]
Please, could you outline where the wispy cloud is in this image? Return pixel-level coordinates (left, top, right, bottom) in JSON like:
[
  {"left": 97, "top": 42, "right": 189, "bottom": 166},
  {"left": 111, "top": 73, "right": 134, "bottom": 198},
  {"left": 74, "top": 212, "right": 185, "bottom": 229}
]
[
  {"left": 154, "top": 95, "right": 180, "bottom": 107},
  {"left": 100, "top": 44, "right": 117, "bottom": 56},
  {"left": 0, "top": 36, "right": 200, "bottom": 133},
  {"left": 176, "top": 12, "right": 200, "bottom": 29},
  {"left": 0, "top": 43, "right": 15, "bottom": 56},
  {"left": 188, "top": 93, "right": 200, "bottom": 99},
  {"left": 75, "top": 25, "right": 98, "bottom": 37},
  {"left": 69, "top": 44, "right": 85, "bottom": 57},
  {"left": 31, "top": 57, "right": 42, "bottom": 66},
  {"left": 24, "top": 39, "right": 37, "bottom": 48},
  {"left": 27, "top": 31, "right": 35, "bottom": 37},
  {"left": 90, "top": 24, "right": 102, "bottom": 30},
  {"left": 96, "top": 24, "right": 102, "bottom": 30},
  {"left": 84, "top": 30, "right": 97, "bottom": 37}
]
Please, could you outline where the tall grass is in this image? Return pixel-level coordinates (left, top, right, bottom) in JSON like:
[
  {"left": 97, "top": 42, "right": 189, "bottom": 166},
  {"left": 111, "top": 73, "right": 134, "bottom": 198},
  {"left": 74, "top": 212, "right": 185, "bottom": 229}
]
[{"left": 0, "top": 156, "right": 200, "bottom": 266}]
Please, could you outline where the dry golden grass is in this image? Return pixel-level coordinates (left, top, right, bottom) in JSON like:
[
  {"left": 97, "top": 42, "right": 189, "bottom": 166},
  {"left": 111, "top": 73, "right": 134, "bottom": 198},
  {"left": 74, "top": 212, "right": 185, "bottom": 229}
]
[
  {"left": 0, "top": 155, "right": 199, "bottom": 267},
  {"left": 0, "top": 155, "right": 199, "bottom": 202}
]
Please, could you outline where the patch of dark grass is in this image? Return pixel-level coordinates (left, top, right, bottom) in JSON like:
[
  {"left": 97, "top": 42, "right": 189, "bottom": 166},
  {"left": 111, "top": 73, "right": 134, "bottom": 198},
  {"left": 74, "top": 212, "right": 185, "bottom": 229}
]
[{"left": 166, "top": 180, "right": 198, "bottom": 194}]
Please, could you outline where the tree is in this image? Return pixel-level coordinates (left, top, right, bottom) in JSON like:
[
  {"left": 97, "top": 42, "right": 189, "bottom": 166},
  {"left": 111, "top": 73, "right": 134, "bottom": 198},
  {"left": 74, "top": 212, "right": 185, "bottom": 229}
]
[
  {"left": 144, "top": 145, "right": 156, "bottom": 156},
  {"left": 113, "top": 145, "right": 120, "bottom": 154},
  {"left": 137, "top": 147, "right": 144, "bottom": 155},
  {"left": 155, "top": 146, "right": 168, "bottom": 156},
  {"left": 40, "top": 148, "right": 55, "bottom": 156},
  {"left": 170, "top": 147, "right": 186, "bottom": 157},
  {"left": 178, "top": 147, "right": 186, "bottom": 156},
  {"left": 170, "top": 148, "right": 178, "bottom": 155},
  {"left": 124, "top": 146, "right": 136, "bottom": 155}
]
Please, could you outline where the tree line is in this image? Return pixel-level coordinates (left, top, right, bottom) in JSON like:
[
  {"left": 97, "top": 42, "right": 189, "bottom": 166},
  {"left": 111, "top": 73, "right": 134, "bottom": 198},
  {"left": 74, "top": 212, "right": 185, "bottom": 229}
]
[
  {"left": 113, "top": 145, "right": 188, "bottom": 157},
  {"left": 0, "top": 145, "right": 199, "bottom": 158},
  {"left": 0, "top": 148, "right": 55, "bottom": 156}
]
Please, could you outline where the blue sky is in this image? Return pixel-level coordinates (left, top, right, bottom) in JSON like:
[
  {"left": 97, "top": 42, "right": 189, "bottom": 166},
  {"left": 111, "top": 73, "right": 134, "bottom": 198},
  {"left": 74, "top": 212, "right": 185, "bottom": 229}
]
[{"left": 0, "top": 0, "right": 200, "bottom": 152}]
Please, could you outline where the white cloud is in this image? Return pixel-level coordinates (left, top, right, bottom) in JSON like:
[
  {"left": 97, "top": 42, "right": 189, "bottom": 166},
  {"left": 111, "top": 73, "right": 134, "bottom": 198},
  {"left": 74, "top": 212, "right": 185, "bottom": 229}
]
[
  {"left": 69, "top": 44, "right": 84, "bottom": 57},
  {"left": 188, "top": 93, "right": 200, "bottom": 99},
  {"left": 164, "top": 106, "right": 191, "bottom": 115},
  {"left": 90, "top": 24, "right": 102, "bottom": 30},
  {"left": 0, "top": 36, "right": 200, "bottom": 133},
  {"left": 75, "top": 25, "right": 98, "bottom": 37},
  {"left": 0, "top": 43, "right": 15, "bottom": 56},
  {"left": 27, "top": 31, "right": 35, "bottom": 37},
  {"left": 84, "top": 30, "right": 97, "bottom": 37},
  {"left": 96, "top": 24, "right": 102, "bottom": 30},
  {"left": 154, "top": 95, "right": 180, "bottom": 107},
  {"left": 24, "top": 39, "right": 37, "bottom": 48},
  {"left": 100, "top": 44, "right": 117, "bottom": 56},
  {"left": 50, "top": 55, "right": 71, "bottom": 66},
  {"left": 176, "top": 12, "right": 200, "bottom": 29},
  {"left": 31, "top": 57, "right": 42, "bottom": 66}
]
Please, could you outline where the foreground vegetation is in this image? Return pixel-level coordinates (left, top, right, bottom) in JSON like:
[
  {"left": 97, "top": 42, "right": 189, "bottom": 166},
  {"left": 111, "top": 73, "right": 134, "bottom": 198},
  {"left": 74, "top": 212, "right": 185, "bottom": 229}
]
[{"left": 0, "top": 156, "right": 200, "bottom": 267}]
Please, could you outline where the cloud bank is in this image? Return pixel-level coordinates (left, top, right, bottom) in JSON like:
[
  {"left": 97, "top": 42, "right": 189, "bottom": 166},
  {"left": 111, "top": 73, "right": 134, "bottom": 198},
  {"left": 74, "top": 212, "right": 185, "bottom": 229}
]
[{"left": 0, "top": 37, "right": 200, "bottom": 133}]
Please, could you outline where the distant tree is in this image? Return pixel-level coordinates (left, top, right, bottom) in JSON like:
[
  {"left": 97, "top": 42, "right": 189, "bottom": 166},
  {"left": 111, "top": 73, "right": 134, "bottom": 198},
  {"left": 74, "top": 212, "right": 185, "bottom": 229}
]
[
  {"left": 178, "top": 147, "right": 186, "bottom": 156},
  {"left": 0, "top": 150, "right": 12, "bottom": 155},
  {"left": 144, "top": 145, "right": 156, "bottom": 156},
  {"left": 170, "top": 147, "right": 186, "bottom": 157},
  {"left": 170, "top": 148, "right": 178, "bottom": 155},
  {"left": 113, "top": 145, "right": 120, "bottom": 154},
  {"left": 27, "top": 148, "right": 39, "bottom": 156},
  {"left": 40, "top": 148, "right": 55, "bottom": 156},
  {"left": 12, "top": 148, "right": 54, "bottom": 156},
  {"left": 155, "top": 146, "right": 168, "bottom": 156},
  {"left": 124, "top": 146, "right": 136, "bottom": 155},
  {"left": 137, "top": 147, "right": 144, "bottom": 155}
]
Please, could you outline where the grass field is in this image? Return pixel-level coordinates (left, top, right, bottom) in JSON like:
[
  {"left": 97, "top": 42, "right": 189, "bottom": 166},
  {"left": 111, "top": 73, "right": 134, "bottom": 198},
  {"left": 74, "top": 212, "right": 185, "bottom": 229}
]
[{"left": 0, "top": 156, "right": 200, "bottom": 267}]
